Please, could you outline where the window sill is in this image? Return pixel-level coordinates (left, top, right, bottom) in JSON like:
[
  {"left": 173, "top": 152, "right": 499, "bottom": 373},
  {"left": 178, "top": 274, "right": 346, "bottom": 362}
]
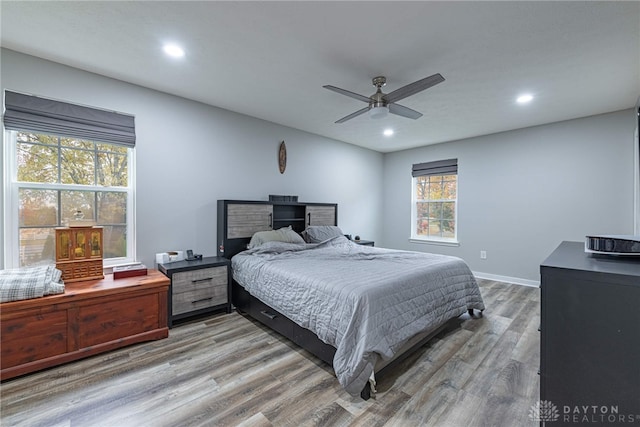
[{"left": 409, "top": 238, "right": 460, "bottom": 247}]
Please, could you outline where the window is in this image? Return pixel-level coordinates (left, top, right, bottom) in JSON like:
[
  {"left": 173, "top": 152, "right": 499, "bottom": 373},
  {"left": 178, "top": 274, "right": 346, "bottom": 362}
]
[
  {"left": 3, "top": 90, "right": 136, "bottom": 268},
  {"left": 5, "top": 131, "right": 134, "bottom": 267},
  {"left": 411, "top": 159, "right": 458, "bottom": 243}
]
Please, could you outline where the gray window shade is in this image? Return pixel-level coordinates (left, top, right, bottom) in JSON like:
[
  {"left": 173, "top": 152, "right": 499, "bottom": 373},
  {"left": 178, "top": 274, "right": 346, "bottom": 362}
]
[
  {"left": 3, "top": 90, "right": 135, "bottom": 147},
  {"left": 412, "top": 158, "right": 458, "bottom": 177}
]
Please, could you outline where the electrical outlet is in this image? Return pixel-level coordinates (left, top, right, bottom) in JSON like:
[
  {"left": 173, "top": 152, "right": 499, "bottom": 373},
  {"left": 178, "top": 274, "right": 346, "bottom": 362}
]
[{"left": 480, "top": 250, "right": 487, "bottom": 259}]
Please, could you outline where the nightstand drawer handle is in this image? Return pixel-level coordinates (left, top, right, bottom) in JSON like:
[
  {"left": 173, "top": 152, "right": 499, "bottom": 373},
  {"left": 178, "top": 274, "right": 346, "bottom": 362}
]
[
  {"left": 260, "top": 310, "right": 277, "bottom": 320},
  {"left": 192, "top": 297, "right": 213, "bottom": 304},
  {"left": 192, "top": 277, "right": 213, "bottom": 283}
]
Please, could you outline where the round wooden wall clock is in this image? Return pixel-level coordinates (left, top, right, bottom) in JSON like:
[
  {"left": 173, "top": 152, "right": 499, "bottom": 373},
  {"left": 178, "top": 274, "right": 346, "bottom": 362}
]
[{"left": 278, "top": 141, "right": 287, "bottom": 174}]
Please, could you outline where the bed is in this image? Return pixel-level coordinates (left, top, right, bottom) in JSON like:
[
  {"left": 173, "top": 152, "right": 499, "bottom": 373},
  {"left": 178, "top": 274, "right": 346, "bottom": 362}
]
[{"left": 217, "top": 200, "right": 485, "bottom": 399}]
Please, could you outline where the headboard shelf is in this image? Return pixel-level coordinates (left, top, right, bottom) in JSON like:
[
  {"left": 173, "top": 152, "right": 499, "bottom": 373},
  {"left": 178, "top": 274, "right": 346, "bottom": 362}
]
[{"left": 217, "top": 199, "right": 337, "bottom": 259}]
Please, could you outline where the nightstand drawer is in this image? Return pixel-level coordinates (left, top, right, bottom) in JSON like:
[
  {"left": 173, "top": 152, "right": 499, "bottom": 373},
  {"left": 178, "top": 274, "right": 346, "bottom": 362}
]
[
  {"left": 172, "top": 266, "right": 227, "bottom": 292},
  {"left": 172, "top": 266, "right": 227, "bottom": 315},
  {"left": 172, "top": 285, "right": 227, "bottom": 315}
]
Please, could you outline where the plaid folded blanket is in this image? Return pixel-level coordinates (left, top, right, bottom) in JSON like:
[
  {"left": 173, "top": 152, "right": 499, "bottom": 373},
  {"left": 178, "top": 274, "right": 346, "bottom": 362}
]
[{"left": 0, "top": 265, "right": 65, "bottom": 303}]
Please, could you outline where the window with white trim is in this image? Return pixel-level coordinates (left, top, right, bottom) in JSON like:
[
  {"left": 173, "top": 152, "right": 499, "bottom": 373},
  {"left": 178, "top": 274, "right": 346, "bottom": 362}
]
[
  {"left": 4, "top": 131, "right": 134, "bottom": 268},
  {"left": 3, "top": 91, "right": 136, "bottom": 269},
  {"left": 411, "top": 159, "right": 458, "bottom": 242}
]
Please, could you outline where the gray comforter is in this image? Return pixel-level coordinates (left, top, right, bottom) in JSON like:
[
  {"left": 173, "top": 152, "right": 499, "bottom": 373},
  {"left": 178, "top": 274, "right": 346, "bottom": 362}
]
[{"left": 232, "top": 236, "right": 485, "bottom": 395}]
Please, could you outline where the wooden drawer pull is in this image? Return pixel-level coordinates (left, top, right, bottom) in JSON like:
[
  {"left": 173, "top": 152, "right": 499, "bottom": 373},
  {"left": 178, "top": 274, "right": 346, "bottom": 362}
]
[
  {"left": 191, "top": 278, "right": 213, "bottom": 283},
  {"left": 192, "top": 297, "right": 213, "bottom": 304},
  {"left": 260, "top": 310, "right": 277, "bottom": 320}
]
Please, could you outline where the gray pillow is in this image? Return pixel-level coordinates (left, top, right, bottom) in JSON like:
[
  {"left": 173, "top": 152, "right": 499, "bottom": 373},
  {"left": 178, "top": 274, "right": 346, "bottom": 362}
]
[
  {"left": 248, "top": 226, "right": 305, "bottom": 248},
  {"left": 304, "top": 225, "right": 344, "bottom": 243}
]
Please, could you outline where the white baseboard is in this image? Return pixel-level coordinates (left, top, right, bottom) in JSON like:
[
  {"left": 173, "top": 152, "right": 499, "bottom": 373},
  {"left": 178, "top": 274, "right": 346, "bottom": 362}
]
[{"left": 473, "top": 271, "right": 540, "bottom": 288}]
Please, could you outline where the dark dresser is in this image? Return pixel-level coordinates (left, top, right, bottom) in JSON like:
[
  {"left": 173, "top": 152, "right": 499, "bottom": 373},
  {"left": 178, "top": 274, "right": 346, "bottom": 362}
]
[{"left": 540, "top": 241, "right": 640, "bottom": 426}]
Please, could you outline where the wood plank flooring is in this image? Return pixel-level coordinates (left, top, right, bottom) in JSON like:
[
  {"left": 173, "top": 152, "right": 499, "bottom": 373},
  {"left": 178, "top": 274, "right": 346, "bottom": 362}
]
[{"left": 0, "top": 279, "right": 540, "bottom": 427}]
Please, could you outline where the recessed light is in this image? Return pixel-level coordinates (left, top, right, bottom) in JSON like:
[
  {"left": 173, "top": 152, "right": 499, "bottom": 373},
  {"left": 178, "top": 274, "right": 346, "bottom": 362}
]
[
  {"left": 516, "top": 94, "right": 534, "bottom": 104},
  {"left": 163, "top": 43, "right": 185, "bottom": 58},
  {"left": 383, "top": 128, "right": 394, "bottom": 137}
]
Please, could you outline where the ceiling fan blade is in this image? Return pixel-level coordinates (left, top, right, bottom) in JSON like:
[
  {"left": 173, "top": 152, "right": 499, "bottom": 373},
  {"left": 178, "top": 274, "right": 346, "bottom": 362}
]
[
  {"left": 323, "top": 85, "right": 371, "bottom": 103},
  {"left": 384, "top": 73, "right": 445, "bottom": 104},
  {"left": 388, "top": 103, "right": 423, "bottom": 120},
  {"left": 335, "top": 107, "right": 370, "bottom": 123}
]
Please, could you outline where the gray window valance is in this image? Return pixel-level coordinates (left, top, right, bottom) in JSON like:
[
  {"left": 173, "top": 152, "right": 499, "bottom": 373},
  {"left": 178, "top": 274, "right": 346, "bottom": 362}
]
[
  {"left": 412, "top": 158, "right": 458, "bottom": 177},
  {"left": 3, "top": 90, "right": 135, "bottom": 147}
]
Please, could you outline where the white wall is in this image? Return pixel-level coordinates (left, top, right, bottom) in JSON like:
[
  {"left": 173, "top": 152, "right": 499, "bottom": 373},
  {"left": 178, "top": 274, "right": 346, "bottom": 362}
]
[
  {"left": 1, "top": 49, "right": 384, "bottom": 269},
  {"left": 3, "top": 49, "right": 636, "bottom": 284},
  {"left": 382, "top": 109, "right": 637, "bottom": 284}
]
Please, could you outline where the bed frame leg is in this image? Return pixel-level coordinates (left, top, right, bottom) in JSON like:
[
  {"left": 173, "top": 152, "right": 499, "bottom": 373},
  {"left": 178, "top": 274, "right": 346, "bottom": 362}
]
[{"left": 360, "top": 382, "right": 371, "bottom": 400}]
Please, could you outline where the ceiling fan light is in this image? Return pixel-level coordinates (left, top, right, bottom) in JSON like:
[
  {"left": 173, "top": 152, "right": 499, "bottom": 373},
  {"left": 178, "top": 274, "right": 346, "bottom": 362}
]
[{"left": 369, "top": 106, "right": 389, "bottom": 120}]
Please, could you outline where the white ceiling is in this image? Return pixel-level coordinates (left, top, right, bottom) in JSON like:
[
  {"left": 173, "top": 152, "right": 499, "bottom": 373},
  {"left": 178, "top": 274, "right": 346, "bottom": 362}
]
[{"left": 1, "top": 1, "right": 639, "bottom": 153}]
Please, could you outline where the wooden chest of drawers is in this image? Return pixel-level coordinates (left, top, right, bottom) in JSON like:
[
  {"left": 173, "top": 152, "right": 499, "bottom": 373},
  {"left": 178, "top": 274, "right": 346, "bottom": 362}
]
[
  {"left": 158, "top": 257, "right": 231, "bottom": 326},
  {"left": 1, "top": 271, "right": 169, "bottom": 381}
]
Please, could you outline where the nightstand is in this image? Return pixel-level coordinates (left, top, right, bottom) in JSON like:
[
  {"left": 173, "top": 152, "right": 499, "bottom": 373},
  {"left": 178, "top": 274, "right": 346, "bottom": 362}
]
[
  {"left": 353, "top": 239, "right": 374, "bottom": 246},
  {"left": 159, "top": 256, "right": 231, "bottom": 327}
]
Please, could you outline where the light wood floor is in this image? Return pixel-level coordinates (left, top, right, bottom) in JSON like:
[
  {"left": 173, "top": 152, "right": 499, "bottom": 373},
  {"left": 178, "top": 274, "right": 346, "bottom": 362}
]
[{"left": 1, "top": 279, "right": 540, "bottom": 427}]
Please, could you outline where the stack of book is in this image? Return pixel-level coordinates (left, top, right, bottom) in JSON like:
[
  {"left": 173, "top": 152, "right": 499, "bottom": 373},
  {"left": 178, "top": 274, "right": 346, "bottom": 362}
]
[{"left": 113, "top": 264, "right": 148, "bottom": 279}]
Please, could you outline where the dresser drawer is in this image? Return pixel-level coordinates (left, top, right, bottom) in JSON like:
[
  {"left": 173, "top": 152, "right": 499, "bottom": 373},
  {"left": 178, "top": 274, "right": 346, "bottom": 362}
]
[{"left": 172, "top": 266, "right": 228, "bottom": 315}]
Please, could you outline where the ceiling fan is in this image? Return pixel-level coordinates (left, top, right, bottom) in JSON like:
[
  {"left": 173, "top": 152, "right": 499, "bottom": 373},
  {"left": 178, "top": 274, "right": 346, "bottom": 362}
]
[{"left": 323, "top": 73, "right": 445, "bottom": 123}]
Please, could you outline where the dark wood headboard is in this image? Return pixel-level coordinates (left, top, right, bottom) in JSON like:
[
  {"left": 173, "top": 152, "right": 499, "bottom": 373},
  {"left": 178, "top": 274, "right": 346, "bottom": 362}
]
[{"left": 217, "top": 199, "right": 337, "bottom": 260}]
